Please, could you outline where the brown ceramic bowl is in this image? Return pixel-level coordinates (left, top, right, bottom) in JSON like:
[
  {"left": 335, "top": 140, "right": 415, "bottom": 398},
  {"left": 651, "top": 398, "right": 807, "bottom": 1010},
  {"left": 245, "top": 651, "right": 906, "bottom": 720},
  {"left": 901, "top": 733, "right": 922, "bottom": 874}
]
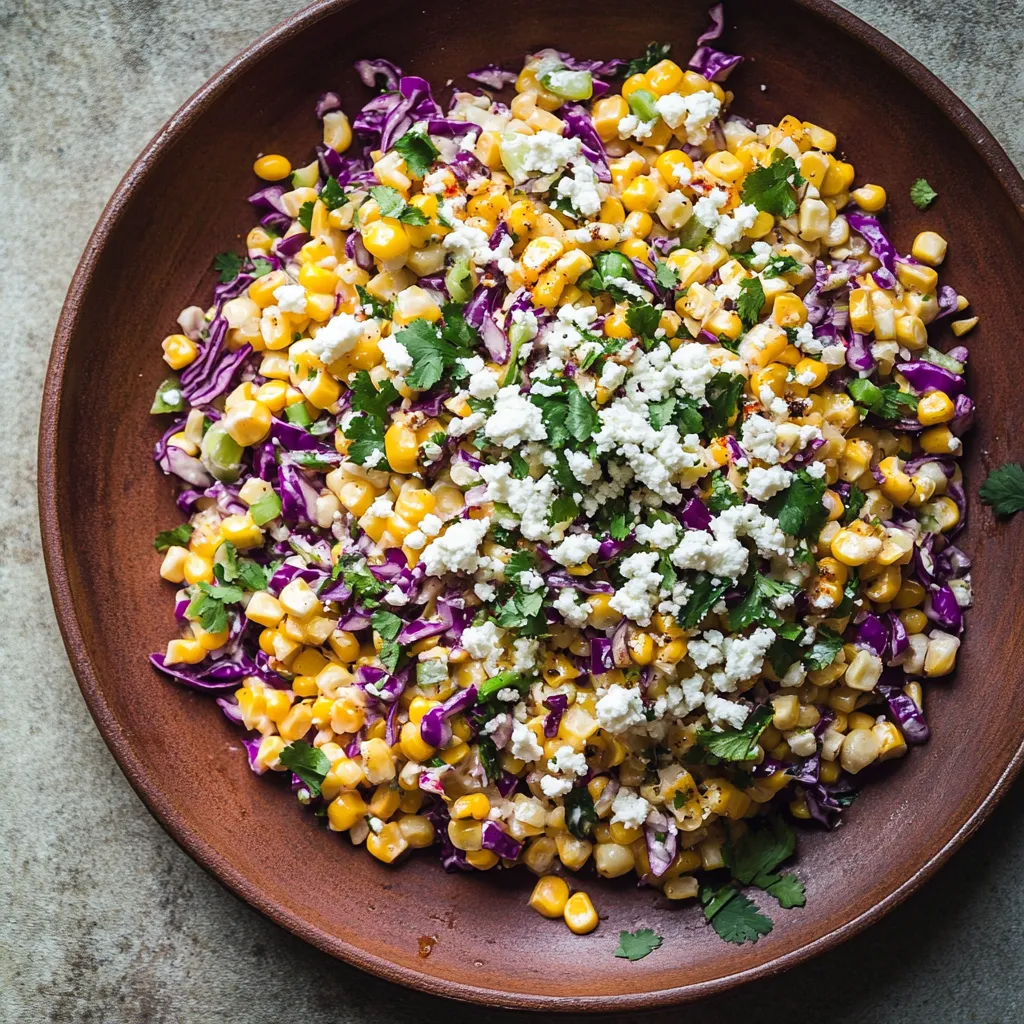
[{"left": 38, "top": 0, "right": 1024, "bottom": 1011}]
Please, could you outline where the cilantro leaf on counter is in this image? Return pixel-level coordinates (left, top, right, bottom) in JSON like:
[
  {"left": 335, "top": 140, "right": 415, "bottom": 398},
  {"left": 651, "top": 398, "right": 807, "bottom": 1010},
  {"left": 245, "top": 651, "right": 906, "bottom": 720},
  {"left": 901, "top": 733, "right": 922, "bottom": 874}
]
[
  {"left": 980, "top": 463, "right": 1024, "bottom": 518},
  {"left": 910, "top": 177, "right": 938, "bottom": 210},
  {"left": 280, "top": 740, "right": 330, "bottom": 798},
  {"left": 615, "top": 927, "right": 663, "bottom": 961},
  {"left": 740, "top": 151, "right": 804, "bottom": 218}
]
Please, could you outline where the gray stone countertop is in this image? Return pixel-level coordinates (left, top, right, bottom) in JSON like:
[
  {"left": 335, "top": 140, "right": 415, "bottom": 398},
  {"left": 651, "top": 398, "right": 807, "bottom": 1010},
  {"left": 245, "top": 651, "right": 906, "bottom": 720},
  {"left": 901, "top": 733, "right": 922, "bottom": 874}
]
[{"left": 2, "top": 2, "right": 1022, "bottom": 1020}]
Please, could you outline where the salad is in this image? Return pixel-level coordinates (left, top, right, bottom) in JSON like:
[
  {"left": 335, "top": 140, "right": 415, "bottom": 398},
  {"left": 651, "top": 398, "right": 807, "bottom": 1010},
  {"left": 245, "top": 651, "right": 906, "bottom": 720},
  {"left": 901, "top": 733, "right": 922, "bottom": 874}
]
[{"left": 150, "top": 5, "right": 975, "bottom": 948}]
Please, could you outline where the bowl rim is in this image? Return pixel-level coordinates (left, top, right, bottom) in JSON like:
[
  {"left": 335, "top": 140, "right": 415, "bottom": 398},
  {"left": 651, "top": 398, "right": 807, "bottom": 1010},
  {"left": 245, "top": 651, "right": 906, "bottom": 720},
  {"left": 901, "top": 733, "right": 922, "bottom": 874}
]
[{"left": 38, "top": 0, "right": 1024, "bottom": 1010}]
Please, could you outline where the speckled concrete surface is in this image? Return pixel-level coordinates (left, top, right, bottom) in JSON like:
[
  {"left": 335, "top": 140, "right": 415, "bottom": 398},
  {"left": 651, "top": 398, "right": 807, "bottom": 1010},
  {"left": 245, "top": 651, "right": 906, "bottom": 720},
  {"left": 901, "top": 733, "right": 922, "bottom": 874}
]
[{"left": 2, "top": 2, "right": 1022, "bottom": 1021}]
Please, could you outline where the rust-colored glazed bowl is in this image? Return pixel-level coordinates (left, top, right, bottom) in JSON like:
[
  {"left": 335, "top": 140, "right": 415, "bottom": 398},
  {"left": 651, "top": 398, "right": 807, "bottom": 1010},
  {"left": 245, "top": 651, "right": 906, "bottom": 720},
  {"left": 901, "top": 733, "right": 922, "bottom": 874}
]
[{"left": 39, "top": 0, "right": 1024, "bottom": 1010}]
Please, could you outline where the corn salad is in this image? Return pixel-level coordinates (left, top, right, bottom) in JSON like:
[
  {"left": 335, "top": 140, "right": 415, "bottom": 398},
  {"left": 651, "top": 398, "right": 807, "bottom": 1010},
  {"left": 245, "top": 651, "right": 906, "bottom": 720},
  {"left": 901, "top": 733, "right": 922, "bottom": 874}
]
[{"left": 150, "top": 5, "right": 973, "bottom": 943}]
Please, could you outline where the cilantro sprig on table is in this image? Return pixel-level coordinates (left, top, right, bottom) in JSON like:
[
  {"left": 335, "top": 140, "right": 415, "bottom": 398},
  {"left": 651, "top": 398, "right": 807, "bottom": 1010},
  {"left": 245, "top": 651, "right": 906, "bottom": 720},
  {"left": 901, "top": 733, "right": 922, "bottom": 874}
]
[
  {"left": 154, "top": 523, "right": 192, "bottom": 552},
  {"left": 980, "top": 463, "right": 1024, "bottom": 517},
  {"left": 910, "top": 177, "right": 938, "bottom": 210},
  {"left": 615, "top": 927, "right": 663, "bottom": 962}
]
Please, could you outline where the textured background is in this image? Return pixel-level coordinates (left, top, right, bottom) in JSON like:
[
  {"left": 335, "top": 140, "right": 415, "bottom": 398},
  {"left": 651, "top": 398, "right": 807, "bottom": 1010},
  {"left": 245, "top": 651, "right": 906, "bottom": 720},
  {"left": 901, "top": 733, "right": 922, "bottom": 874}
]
[{"left": 3, "top": 1, "right": 1022, "bottom": 1021}]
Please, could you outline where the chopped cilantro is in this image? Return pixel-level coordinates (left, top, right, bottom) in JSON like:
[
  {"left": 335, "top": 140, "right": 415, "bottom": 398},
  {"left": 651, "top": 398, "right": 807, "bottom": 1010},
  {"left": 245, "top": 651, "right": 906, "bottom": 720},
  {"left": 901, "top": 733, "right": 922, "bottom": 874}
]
[
  {"left": 214, "top": 541, "right": 270, "bottom": 592},
  {"left": 625, "top": 42, "right": 671, "bottom": 78},
  {"left": 625, "top": 302, "right": 661, "bottom": 339},
  {"left": 566, "top": 385, "right": 600, "bottom": 443},
  {"left": 654, "top": 258, "right": 679, "bottom": 290},
  {"left": 279, "top": 740, "right": 330, "bottom": 797},
  {"left": 707, "top": 471, "right": 741, "bottom": 512},
  {"left": 297, "top": 200, "right": 316, "bottom": 232},
  {"left": 679, "top": 572, "right": 730, "bottom": 629},
  {"left": 736, "top": 276, "right": 766, "bottom": 331},
  {"left": 185, "top": 581, "right": 244, "bottom": 635},
  {"left": 368, "top": 185, "right": 429, "bottom": 225},
  {"left": 696, "top": 704, "right": 772, "bottom": 762},
  {"left": 764, "top": 469, "right": 829, "bottom": 539},
  {"left": 740, "top": 151, "right": 805, "bottom": 219},
  {"left": 319, "top": 176, "right": 347, "bottom": 211},
  {"left": 910, "top": 177, "right": 938, "bottom": 210},
  {"left": 615, "top": 927, "right": 663, "bottom": 961},
  {"left": 212, "top": 251, "right": 243, "bottom": 283},
  {"left": 703, "top": 372, "right": 746, "bottom": 438},
  {"left": 804, "top": 625, "right": 844, "bottom": 672},
  {"left": 350, "top": 370, "right": 400, "bottom": 418},
  {"left": 701, "top": 886, "right": 774, "bottom": 944},
  {"left": 727, "top": 573, "right": 799, "bottom": 631},
  {"left": 842, "top": 483, "right": 867, "bottom": 525},
  {"left": 154, "top": 523, "right": 192, "bottom": 552},
  {"left": 394, "top": 129, "right": 441, "bottom": 178},
  {"left": 345, "top": 413, "right": 390, "bottom": 469},
  {"left": 980, "top": 463, "right": 1024, "bottom": 518},
  {"left": 356, "top": 285, "right": 394, "bottom": 320},
  {"left": 847, "top": 378, "right": 919, "bottom": 421},
  {"left": 396, "top": 317, "right": 473, "bottom": 391}
]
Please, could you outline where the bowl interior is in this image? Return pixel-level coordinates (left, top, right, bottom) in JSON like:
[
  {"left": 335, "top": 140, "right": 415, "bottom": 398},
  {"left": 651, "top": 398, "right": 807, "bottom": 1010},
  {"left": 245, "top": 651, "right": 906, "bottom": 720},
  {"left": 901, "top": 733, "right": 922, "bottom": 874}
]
[{"left": 41, "top": 0, "right": 1024, "bottom": 1010}]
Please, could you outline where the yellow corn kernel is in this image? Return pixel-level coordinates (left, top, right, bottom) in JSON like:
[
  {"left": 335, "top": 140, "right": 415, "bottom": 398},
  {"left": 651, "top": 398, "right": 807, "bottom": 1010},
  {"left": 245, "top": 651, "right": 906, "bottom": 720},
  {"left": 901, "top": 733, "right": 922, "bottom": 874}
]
[
  {"left": 916, "top": 391, "right": 955, "bottom": 426},
  {"left": 362, "top": 219, "right": 409, "bottom": 262},
  {"left": 328, "top": 630, "right": 360, "bottom": 663},
  {"left": 621, "top": 73, "right": 649, "bottom": 99},
  {"left": 323, "top": 110, "right": 352, "bottom": 153},
  {"left": 368, "top": 782, "right": 402, "bottom": 822},
  {"left": 704, "top": 307, "right": 743, "bottom": 341},
  {"left": 821, "top": 157, "right": 855, "bottom": 196},
  {"left": 772, "top": 292, "right": 807, "bottom": 328},
  {"left": 506, "top": 199, "right": 538, "bottom": 238},
  {"left": 520, "top": 236, "right": 565, "bottom": 281},
  {"left": 246, "top": 226, "right": 274, "bottom": 251},
  {"left": 297, "top": 262, "right": 338, "bottom": 295},
  {"left": 654, "top": 149, "right": 694, "bottom": 188},
  {"left": 451, "top": 793, "right": 490, "bottom": 821},
  {"left": 851, "top": 184, "right": 887, "bottom": 212},
  {"left": 161, "top": 334, "right": 198, "bottom": 370},
  {"left": 702, "top": 778, "right": 751, "bottom": 819},
  {"left": 529, "top": 875, "right": 570, "bottom": 918},
  {"left": 618, "top": 237, "right": 650, "bottom": 265},
  {"left": 189, "top": 623, "right": 229, "bottom": 653},
  {"left": 627, "top": 631, "right": 655, "bottom": 666},
  {"left": 253, "top": 153, "right": 291, "bottom": 181},
  {"left": 848, "top": 288, "right": 874, "bottom": 333},
  {"left": 159, "top": 545, "right": 189, "bottom": 584},
  {"left": 164, "top": 637, "right": 206, "bottom": 665},
  {"left": 896, "top": 261, "right": 939, "bottom": 294},
  {"left": 533, "top": 268, "right": 568, "bottom": 309},
  {"left": 951, "top": 317, "right": 978, "bottom": 337},
  {"left": 794, "top": 357, "right": 827, "bottom": 388},
  {"left": 877, "top": 456, "right": 914, "bottom": 506},
  {"left": 382, "top": 422, "right": 418, "bottom": 475},
  {"left": 919, "top": 424, "right": 959, "bottom": 455},
  {"left": 220, "top": 512, "right": 264, "bottom": 550},
  {"left": 645, "top": 58, "right": 684, "bottom": 95},
  {"left": 911, "top": 230, "right": 948, "bottom": 266},
  {"left": 327, "top": 791, "right": 367, "bottom": 832},
  {"left": 399, "top": 721, "right": 435, "bottom": 762},
  {"left": 705, "top": 150, "right": 744, "bottom": 183},
  {"left": 183, "top": 552, "right": 214, "bottom": 585},
  {"left": 562, "top": 891, "right": 598, "bottom": 935},
  {"left": 587, "top": 592, "right": 622, "bottom": 631},
  {"left": 799, "top": 150, "right": 830, "bottom": 190}
]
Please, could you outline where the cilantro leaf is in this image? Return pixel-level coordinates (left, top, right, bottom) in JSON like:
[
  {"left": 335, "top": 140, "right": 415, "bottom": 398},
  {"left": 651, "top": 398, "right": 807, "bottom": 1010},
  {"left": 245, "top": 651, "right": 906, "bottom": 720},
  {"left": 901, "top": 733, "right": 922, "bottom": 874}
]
[
  {"left": 625, "top": 42, "right": 671, "bottom": 78},
  {"left": 760, "top": 254, "right": 803, "bottom": 279},
  {"left": 707, "top": 471, "right": 741, "bottom": 512},
  {"left": 319, "top": 176, "right": 347, "bottom": 211},
  {"left": 215, "top": 541, "right": 270, "bottom": 592},
  {"left": 701, "top": 887, "right": 774, "bottom": 944},
  {"left": 736, "top": 276, "right": 766, "bottom": 331},
  {"left": 350, "top": 369, "right": 400, "bottom": 418},
  {"left": 356, "top": 285, "right": 393, "bottom": 320},
  {"left": 680, "top": 572, "right": 730, "bottom": 630},
  {"left": 764, "top": 469, "right": 829, "bottom": 539},
  {"left": 654, "top": 259, "right": 679, "bottom": 290},
  {"left": 980, "top": 463, "right": 1024, "bottom": 517},
  {"left": 697, "top": 704, "right": 772, "bottom": 762},
  {"left": 508, "top": 451, "right": 530, "bottom": 479},
  {"left": 279, "top": 740, "right": 330, "bottom": 798},
  {"left": 250, "top": 257, "right": 273, "bottom": 278},
  {"left": 703, "top": 372, "right": 746, "bottom": 438},
  {"left": 566, "top": 385, "right": 600, "bottom": 443},
  {"left": 764, "top": 874, "right": 806, "bottom": 909},
  {"left": 331, "top": 554, "right": 388, "bottom": 606},
  {"left": 396, "top": 318, "right": 470, "bottom": 391},
  {"left": 249, "top": 490, "right": 282, "bottom": 526},
  {"left": 371, "top": 609, "right": 403, "bottom": 641},
  {"left": 740, "top": 151, "right": 804, "bottom": 219},
  {"left": 151, "top": 376, "right": 186, "bottom": 414},
  {"left": 609, "top": 513, "right": 631, "bottom": 542},
  {"left": 154, "top": 523, "right": 192, "bottom": 552},
  {"left": 549, "top": 492, "right": 579, "bottom": 527},
  {"left": 847, "top": 378, "right": 919, "bottom": 420},
  {"left": 842, "top": 483, "right": 867, "bottom": 525},
  {"left": 727, "top": 573, "right": 799, "bottom": 631},
  {"left": 625, "top": 302, "right": 661, "bottom": 339},
  {"left": 440, "top": 301, "right": 479, "bottom": 349},
  {"left": 647, "top": 397, "right": 676, "bottom": 431},
  {"left": 345, "top": 413, "right": 390, "bottom": 468},
  {"left": 564, "top": 786, "right": 598, "bottom": 840},
  {"left": 213, "top": 251, "right": 243, "bottom": 283},
  {"left": 728, "top": 815, "right": 796, "bottom": 886},
  {"left": 368, "top": 185, "right": 429, "bottom": 225},
  {"left": 185, "top": 581, "right": 244, "bottom": 634},
  {"left": 615, "top": 927, "right": 663, "bottom": 962},
  {"left": 672, "top": 397, "right": 705, "bottom": 435},
  {"left": 297, "top": 200, "right": 316, "bottom": 232},
  {"left": 804, "top": 625, "right": 844, "bottom": 672},
  {"left": 910, "top": 177, "right": 938, "bottom": 210},
  {"left": 394, "top": 129, "right": 440, "bottom": 178},
  {"left": 379, "top": 639, "right": 402, "bottom": 673}
]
